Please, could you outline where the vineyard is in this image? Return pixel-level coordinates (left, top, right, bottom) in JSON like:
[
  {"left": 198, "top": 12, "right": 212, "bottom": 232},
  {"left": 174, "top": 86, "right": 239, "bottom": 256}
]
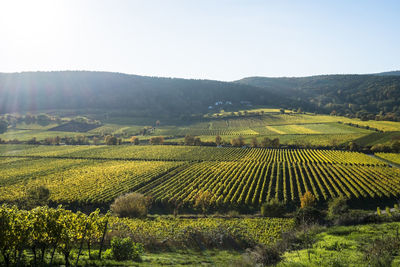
[
  {"left": 0, "top": 205, "right": 294, "bottom": 265},
  {"left": 0, "top": 144, "right": 399, "bottom": 210},
  {"left": 0, "top": 144, "right": 386, "bottom": 164},
  {"left": 376, "top": 153, "right": 400, "bottom": 165}
]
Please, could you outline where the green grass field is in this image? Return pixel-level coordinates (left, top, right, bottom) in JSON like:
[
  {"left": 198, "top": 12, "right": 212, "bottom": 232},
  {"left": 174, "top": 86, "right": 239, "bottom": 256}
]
[{"left": 280, "top": 221, "right": 400, "bottom": 266}]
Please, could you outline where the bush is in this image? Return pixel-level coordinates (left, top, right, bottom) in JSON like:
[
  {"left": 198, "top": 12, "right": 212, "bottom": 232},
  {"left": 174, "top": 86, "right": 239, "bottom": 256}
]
[
  {"left": 362, "top": 237, "right": 400, "bottom": 267},
  {"left": 110, "top": 192, "right": 151, "bottom": 218},
  {"left": 300, "top": 191, "right": 316, "bottom": 208},
  {"left": 327, "top": 196, "right": 348, "bottom": 219},
  {"left": 105, "top": 237, "right": 143, "bottom": 261},
  {"left": 261, "top": 199, "right": 285, "bottom": 217},
  {"left": 330, "top": 209, "right": 378, "bottom": 226},
  {"left": 386, "top": 206, "right": 392, "bottom": 216},
  {"left": 245, "top": 245, "right": 282, "bottom": 266},
  {"left": 22, "top": 185, "right": 50, "bottom": 208},
  {"left": 194, "top": 190, "right": 213, "bottom": 215},
  {"left": 295, "top": 207, "right": 324, "bottom": 226},
  {"left": 105, "top": 135, "right": 118, "bottom": 145}
]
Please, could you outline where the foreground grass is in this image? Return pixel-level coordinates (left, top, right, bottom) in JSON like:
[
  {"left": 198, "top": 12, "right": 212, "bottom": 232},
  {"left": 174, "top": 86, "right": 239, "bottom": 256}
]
[
  {"left": 279, "top": 222, "right": 400, "bottom": 266},
  {"left": 5, "top": 249, "right": 242, "bottom": 266}
]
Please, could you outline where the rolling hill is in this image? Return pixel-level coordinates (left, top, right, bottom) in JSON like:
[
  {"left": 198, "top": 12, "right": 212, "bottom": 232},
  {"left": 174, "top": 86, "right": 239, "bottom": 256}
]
[
  {"left": 0, "top": 71, "right": 400, "bottom": 121},
  {"left": 237, "top": 74, "right": 400, "bottom": 120}
]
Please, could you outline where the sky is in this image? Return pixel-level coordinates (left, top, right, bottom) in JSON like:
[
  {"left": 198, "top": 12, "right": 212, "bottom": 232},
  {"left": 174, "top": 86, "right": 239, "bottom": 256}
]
[{"left": 0, "top": 0, "right": 399, "bottom": 81}]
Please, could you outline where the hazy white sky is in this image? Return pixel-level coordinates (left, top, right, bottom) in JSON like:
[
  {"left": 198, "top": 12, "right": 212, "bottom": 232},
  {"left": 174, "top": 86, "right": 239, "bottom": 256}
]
[{"left": 0, "top": 0, "right": 399, "bottom": 80}]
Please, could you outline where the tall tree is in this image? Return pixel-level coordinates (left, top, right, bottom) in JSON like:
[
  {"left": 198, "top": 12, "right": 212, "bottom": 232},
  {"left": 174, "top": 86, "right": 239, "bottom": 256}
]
[
  {"left": 0, "top": 120, "right": 8, "bottom": 134},
  {"left": 215, "top": 135, "right": 222, "bottom": 146}
]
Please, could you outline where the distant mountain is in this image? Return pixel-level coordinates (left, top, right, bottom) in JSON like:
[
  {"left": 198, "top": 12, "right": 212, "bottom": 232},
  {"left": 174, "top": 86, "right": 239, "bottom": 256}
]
[
  {"left": 0, "top": 71, "right": 283, "bottom": 118},
  {"left": 237, "top": 74, "right": 400, "bottom": 121}
]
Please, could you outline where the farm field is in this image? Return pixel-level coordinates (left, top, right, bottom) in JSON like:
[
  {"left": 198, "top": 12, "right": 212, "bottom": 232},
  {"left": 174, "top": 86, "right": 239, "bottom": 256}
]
[
  {"left": 1, "top": 144, "right": 399, "bottom": 209},
  {"left": 376, "top": 152, "right": 400, "bottom": 165},
  {"left": 3, "top": 111, "right": 400, "bottom": 148}
]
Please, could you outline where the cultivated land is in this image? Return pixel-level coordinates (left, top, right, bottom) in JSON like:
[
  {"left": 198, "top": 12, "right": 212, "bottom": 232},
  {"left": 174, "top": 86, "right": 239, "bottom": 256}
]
[
  {"left": 1, "top": 110, "right": 400, "bottom": 266},
  {"left": 1, "top": 144, "right": 399, "bottom": 211},
  {"left": 2, "top": 110, "right": 400, "bottom": 147}
]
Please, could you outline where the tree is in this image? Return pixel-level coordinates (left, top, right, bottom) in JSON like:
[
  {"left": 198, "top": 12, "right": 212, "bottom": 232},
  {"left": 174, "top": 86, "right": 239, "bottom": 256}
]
[
  {"left": 0, "top": 120, "right": 8, "bottom": 134},
  {"left": 25, "top": 185, "right": 50, "bottom": 208},
  {"left": 93, "top": 136, "right": 100, "bottom": 145},
  {"left": 300, "top": 191, "right": 316, "bottom": 209},
  {"left": 54, "top": 136, "right": 61, "bottom": 145},
  {"left": 215, "top": 135, "right": 222, "bottom": 146},
  {"left": 149, "top": 136, "right": 164, "bottom": 145},
  {"left": 271, "top": 138, "right": 280, "bottom": 148},
  {"left": 194, "top": 190, "right": 213, "bottom": 216},
  {"left": 75, "top": 135, "right": 88, "bottom": 145},
  {"left": 105, "top": 135, "right": 117, "bottom": 145},
  {"left": 327, "top": 196, "right": 348, "bottom": 219},
  {"left": 110, "top": 192, "right": 151, "bottom": 218},
  {"left": 231, "top": 136, "right": 245, "bottom": 147},
  {"left": 348, "top": 142, "right": 359, "bottom": 151},
  {"left": 194, "top": 137, "right": 202, "bottom": 146},
  {"left": 250, "top": 137, "right": 258, "bottom": 148},
  {"left": 27, "top": 137, "right": 38, "bottom": 145},
  {"left": 261, "top": 200, "right": 285, "bottom": 217},
  {"left": 261, "top": 137, "right": 271, "bottom": 148},
  {"left": 130, "top": 136, "right": 139, "bottom": 145},
  {"left": 184, "top": 135, "right": 195, "bottom": 145},
  {"left": 392, "top": 141, "right": 400, "bottom": 153},
  {"left": 280, "top": 108, "right": 285, "bottom": 114}
]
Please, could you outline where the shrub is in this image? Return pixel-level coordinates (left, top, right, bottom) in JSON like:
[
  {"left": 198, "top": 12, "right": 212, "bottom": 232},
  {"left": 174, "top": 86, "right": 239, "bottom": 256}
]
[
  {"left": 149, "top": 136, "right": 164, "bottom": 145},
  {"left": 227, "top": 210, "right": 240, "bottom": 217},
  {"left": 331, "top": 210, "right": 378, "bottom": 226},
  {"left": 295, "top": 207, "right": 324, "bottom": 226},
  {"left": 105, "top": 237, "right": 143, "bottom": 261},
  {"left": 23, "top": 185, "right": 50, "bottom": 208},
  {"left": 130, "top": 136, "right": 139, "bottom": 145},
  {"left": 327, "top": 196, "right": 348, "bottom": 219},
  {"left": 362, "top": 237, "right": 400, "bottom": 267},
  {"left": 261, "top": 199, "right": 285, "bottom": 218},
  {"left": 110, "top": 192, "right": 151, "bottom": 218},
  {"left": 245, "top": 245, "right": 282, "bottom": 266},
  {"left": 300, "top": 191, "right": 316, "bottom": 209},
  {"left": 386, "top": 207, "right": 392, "bottom": 216},
  {"left": 194, "top": 190, "right": 213, "bottom": 216},
  {"left": 105, "top": 135, "right": 118, "bottom": 145},
  {"left": 377, "top": 207, "right": 381, "bottom": 216}
]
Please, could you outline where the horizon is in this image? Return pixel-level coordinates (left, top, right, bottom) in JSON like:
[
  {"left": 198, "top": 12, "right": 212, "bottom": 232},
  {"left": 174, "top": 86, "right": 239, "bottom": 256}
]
[
  {"left": 1, "top": 69, "right": 399, "bottom": 82},
  {"left": 1, "top": 0, "right": 400, "bottom": 81}
]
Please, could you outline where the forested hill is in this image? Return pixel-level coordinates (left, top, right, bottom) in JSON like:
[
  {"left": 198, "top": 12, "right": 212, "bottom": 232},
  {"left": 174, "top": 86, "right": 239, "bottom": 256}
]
[
  {"left": 237, "top": 74, "right": 400, "bottom": 121},
  {"left": 375, "top": 71, "right": 400, "bottom": 76},
  {"left": 0, "top": 71, "right": 283, "bottom": 117},
  {"left": 1, "top": 71, "right": 400, "bottom": 121}
]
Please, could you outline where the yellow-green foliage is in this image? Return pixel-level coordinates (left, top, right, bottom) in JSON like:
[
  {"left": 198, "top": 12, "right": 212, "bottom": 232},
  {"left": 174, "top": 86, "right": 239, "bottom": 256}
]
[
  {"left": 376, "top": 153, "right": 400, "bottom": 165},
  {"left": 113, "top": 216, "right": 295, "bottom": 246},
  {"left": 1, "top": 145, "right": 400, "bottom": 208}
]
